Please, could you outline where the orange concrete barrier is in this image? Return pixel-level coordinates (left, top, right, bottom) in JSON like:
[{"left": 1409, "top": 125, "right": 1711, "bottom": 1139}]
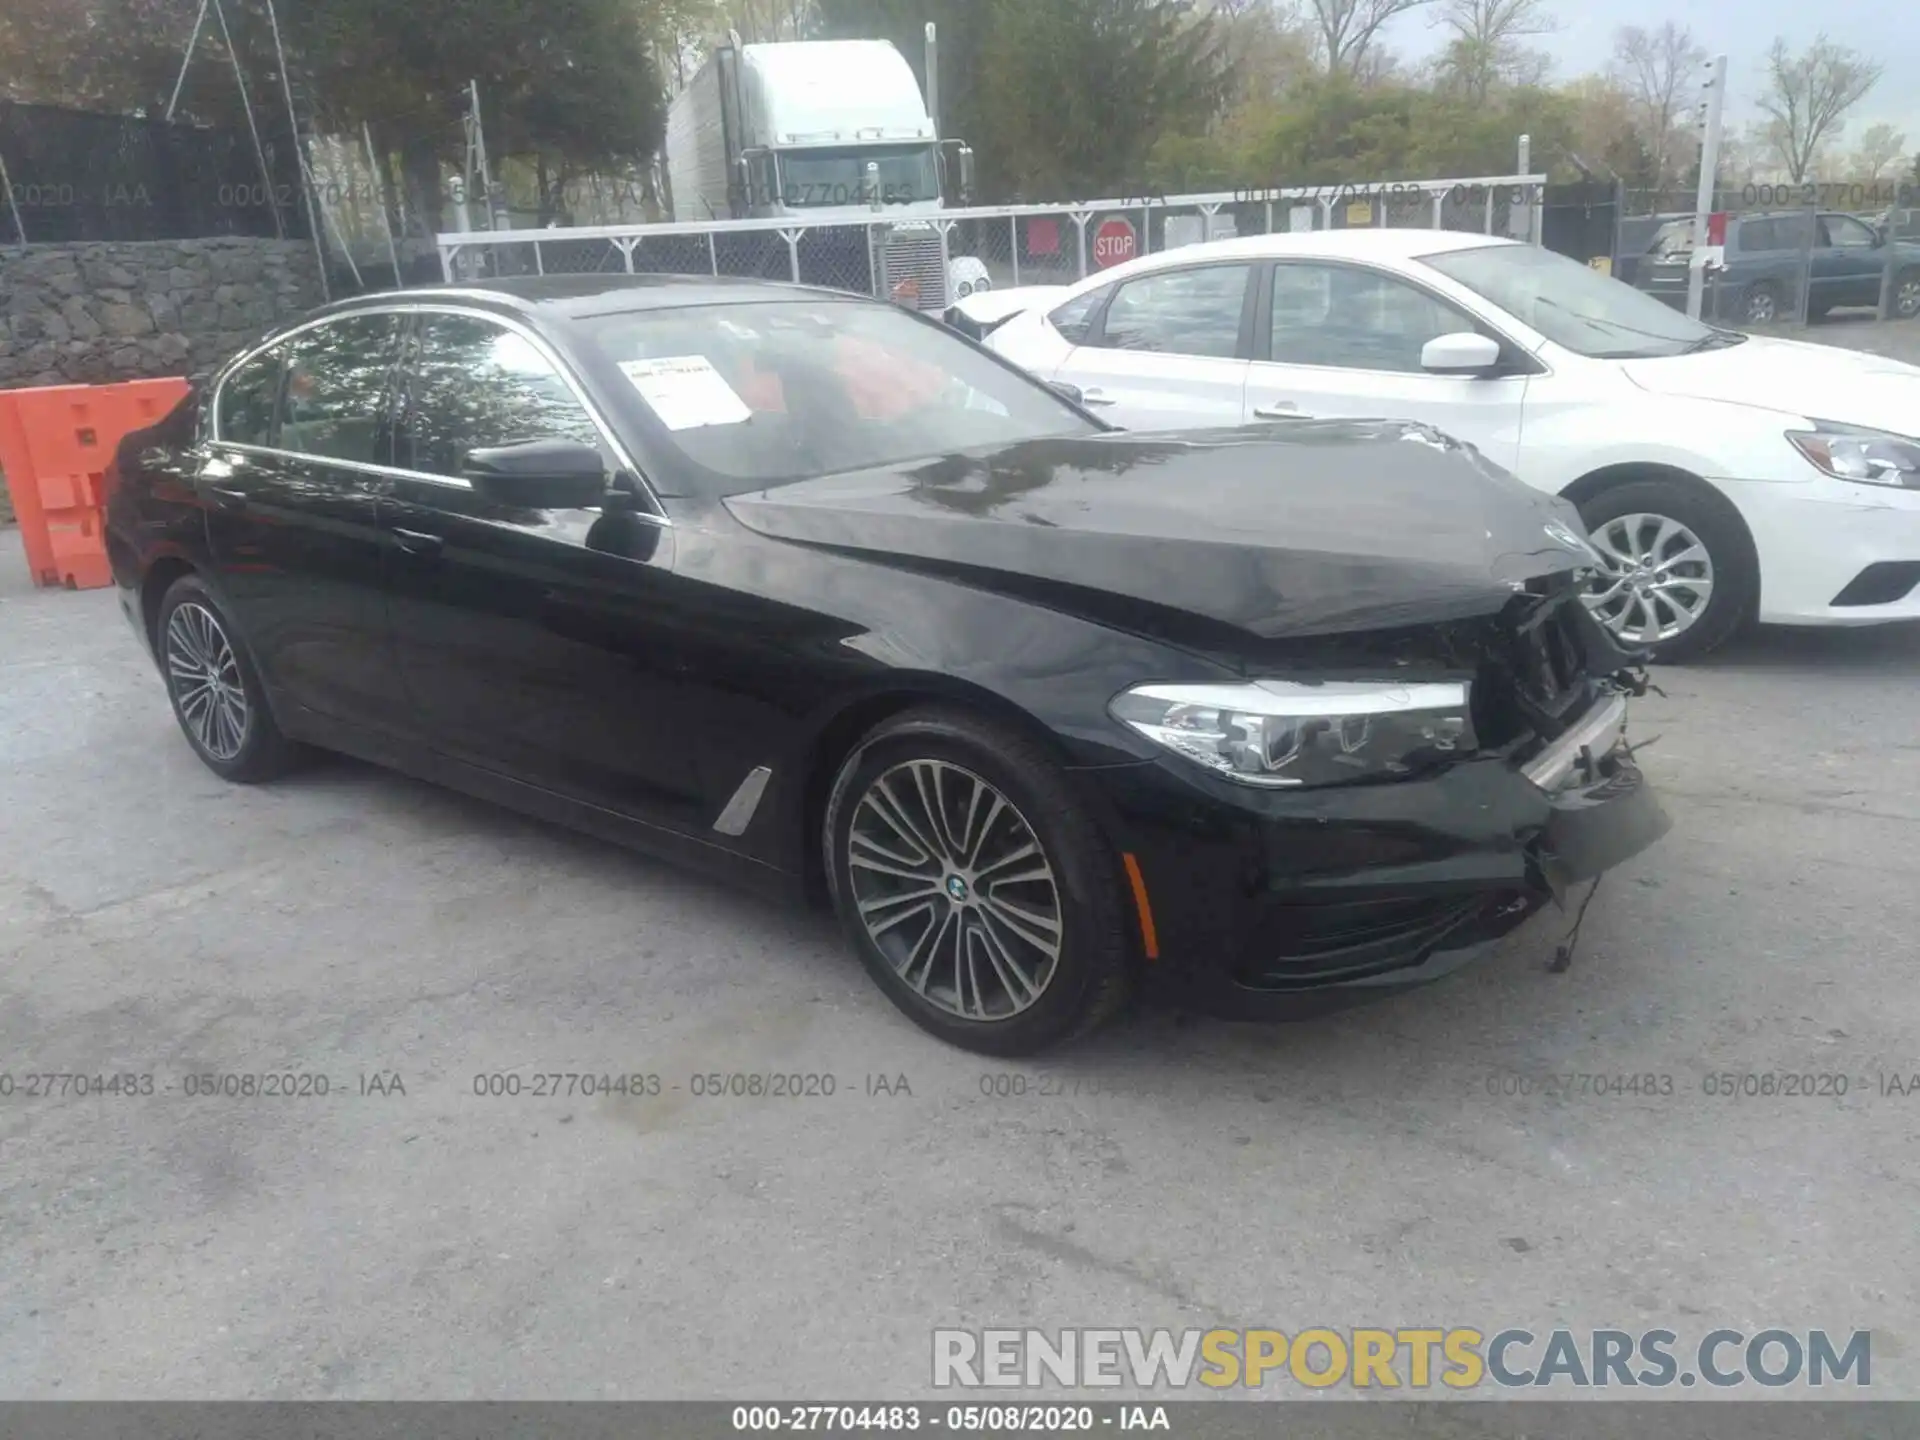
[{"left": 0, "top": 378, "right": 192, "bottom": 589}]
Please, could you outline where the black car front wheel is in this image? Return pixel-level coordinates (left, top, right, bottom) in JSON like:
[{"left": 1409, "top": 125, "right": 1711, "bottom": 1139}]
[
  {"left": 822, "top": 707, "right": 1134, "bottom": 1055},
  {"left": 156, "top": 573, "right": 303, "bottom": 783}
]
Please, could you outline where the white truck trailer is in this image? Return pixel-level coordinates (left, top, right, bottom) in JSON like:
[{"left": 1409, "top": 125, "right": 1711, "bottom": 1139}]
[{"left": 663, "top": 33, "right": 979, "bottom": 310}]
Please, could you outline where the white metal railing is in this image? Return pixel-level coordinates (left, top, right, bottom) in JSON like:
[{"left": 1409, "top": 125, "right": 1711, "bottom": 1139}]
[{"left": 434, "top": 173, "right": 1549, "bottom": 303}]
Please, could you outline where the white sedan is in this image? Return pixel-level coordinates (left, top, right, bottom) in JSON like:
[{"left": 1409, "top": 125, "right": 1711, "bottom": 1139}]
[{"left": 981, "top": 229, "right": 1920, "bottom": 660}]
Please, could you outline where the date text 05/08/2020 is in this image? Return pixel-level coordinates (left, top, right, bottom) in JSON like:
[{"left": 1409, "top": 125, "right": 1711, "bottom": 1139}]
[{"left": 730, "top": 1405, "right": 1169, "bottom": 1432}]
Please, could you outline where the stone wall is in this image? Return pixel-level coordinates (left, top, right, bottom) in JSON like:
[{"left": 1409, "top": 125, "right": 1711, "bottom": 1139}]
[{"left": 0, "top": 238, "right": 323, "bottom": 388}]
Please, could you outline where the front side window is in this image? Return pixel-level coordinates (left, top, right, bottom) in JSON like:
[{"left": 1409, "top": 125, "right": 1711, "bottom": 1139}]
[
  {"left": 1267, "top": 263, "right": 1478, "bottom": 373},
  {"left": 217, "top": 348, "right": 282, "bottom": 445},
  {"left": 1095, "top": 265, "right": 1250, "bottom": 358},
  {"left": 399, "top": 315, "right": 603, "bottom": 477},
  {"left": 1048, "top": 287, "right": 1107, "bottom": 344},
  {"left": 581, "top": 298, "right": 1097, "bottom": 494},
  {"left": 1423, "top": 241, "right": 1717, "bottom": 359},
  {"left": 273, "top": 315, "right": 404, "bottom": 464}
]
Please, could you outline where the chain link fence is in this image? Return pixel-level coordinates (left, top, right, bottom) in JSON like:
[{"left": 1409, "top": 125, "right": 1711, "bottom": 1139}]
[
  {"left": 437, "top": 175, "right": 1547, "bottom": 313},
  {"left": 1617, "top": 181, "right": 1920, "bottom": 331}
]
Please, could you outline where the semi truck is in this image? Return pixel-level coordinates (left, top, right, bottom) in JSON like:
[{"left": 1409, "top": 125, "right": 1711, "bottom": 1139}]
[{"left": 662, "top": 31, "right": 981, "bottom": 311}]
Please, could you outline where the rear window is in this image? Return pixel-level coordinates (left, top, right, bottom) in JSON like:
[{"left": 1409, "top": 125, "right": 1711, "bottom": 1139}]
[
  {"left": 581, "top": 300, "right": 1096, "bottom": 495},
  {"left": 1648, "top": 222, "right": 1694, "bottom": 257}
]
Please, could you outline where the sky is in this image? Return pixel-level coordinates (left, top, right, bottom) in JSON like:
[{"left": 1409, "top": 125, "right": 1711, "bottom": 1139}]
[{"left": 1383, "top": 0, "right": 1918, "bottom": 153}]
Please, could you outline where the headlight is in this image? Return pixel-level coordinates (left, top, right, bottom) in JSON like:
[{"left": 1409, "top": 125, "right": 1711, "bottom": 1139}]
[
  {"left": 1109, "top": 680, "right": 1476, "bottom": 789},
  {"left": 1787, "top": 424, "right": 1920, "bottom": 488}
]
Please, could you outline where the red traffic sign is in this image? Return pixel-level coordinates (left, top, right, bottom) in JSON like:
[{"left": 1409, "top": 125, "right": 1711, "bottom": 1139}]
[{"left": 1092, "top": 217, "right": 1137, "bottom": 269}]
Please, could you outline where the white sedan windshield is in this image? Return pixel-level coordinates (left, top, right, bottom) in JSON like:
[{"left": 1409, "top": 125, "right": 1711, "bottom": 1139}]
[{"left": 1423, "top": 242, "right": 1721, "bottom": 359}]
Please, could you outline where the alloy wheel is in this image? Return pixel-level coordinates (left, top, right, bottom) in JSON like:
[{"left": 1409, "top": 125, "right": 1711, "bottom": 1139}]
[
  {"left": 1743, "top": 287, "right": 1777, "bottom": 323},
  {"left": 845, "top": 759, "right": 1063, "bottom": 1022},
  {"left": 1581, "top": 512, "right": 1715, "bottom": 646},
  {"left": 1897, "top": 275, "right": 1920, "bottom": 320},
  {"left": 165, "top": 601, "right": 250, "bottom": 761}
]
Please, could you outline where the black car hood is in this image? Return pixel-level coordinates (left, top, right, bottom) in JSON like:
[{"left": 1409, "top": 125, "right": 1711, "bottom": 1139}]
[{"left": 723, "top": 420, "right": 1598, "bottom": 639}]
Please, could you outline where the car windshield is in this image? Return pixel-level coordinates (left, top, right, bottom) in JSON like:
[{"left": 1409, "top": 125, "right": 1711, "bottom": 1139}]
[
  {"left": 581, "top": 298, "right": 1098, "bottom": 495},
  {"left": 777, "top": 146, "right": 940, "bottom": 208},
  {"left": 1422, "top": 241, "right": 1723, "bottom": 359},
  {"left": 1648, "top": 221, "right": 1695, "bottom": 256}
]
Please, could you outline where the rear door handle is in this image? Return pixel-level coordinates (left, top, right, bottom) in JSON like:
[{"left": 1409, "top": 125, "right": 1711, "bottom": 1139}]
[
  {"left": 206, "top": 484, "right": 249, "bottom": 512},
  {"left": 1252, "top": 401, "right": 1303, "bottom": 419},
  {"left": 1078, "top": 388, "right": 1118, "bottom": 407},
  {"left": 389, "top": 527, "right": 444, "bottom": 558}
]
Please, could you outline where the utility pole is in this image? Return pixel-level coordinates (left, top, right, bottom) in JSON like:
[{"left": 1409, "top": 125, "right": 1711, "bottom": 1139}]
[{"left": 1686, "top": 54, "right": 1728, "bottom": 321}]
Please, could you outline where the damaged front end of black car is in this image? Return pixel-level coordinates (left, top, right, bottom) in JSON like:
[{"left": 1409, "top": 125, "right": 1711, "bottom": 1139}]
[
  {"left": 726, "top": 415, "right": 1671, "bottom": 1024},
  {"left": 1096, "top": 573, "right": 1670, "bottom": 1020}
]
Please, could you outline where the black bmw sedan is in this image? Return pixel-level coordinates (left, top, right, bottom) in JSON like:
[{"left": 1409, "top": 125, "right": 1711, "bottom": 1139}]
[{"left": 104, "top": 275, "right": 1669, "bottom": 1055}]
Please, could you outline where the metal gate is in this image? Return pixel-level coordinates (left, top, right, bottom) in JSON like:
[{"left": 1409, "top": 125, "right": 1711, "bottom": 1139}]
[{"left": 435, "top": 173, "right": 1549, "bottom": 312}]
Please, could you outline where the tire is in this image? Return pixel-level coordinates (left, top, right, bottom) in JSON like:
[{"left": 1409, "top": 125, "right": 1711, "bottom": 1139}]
[
  {"left": 155, "top": 573, "right": 304, "bottom": 783},
  {"left": 1740, "top": 280, "right": 1784, "bottom": 325},
  {"left": 1576, "top": 479, "right": 1757, "bottom": 663},
  {"left": 1893, "top": 268, "right": 1920, "bottom": 321},
  {"left": 822, "top": 707, "right": 1134, "bottom": 1055}
]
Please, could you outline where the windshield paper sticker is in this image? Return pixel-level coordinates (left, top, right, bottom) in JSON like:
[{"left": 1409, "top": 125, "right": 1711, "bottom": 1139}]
[{"left": 618, "top": 356, "right": 753, "bottom": 430}]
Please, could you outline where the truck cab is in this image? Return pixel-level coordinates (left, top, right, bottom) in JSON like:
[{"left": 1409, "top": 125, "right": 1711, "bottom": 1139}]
[{"left": 665, "top": 37, "right": 977, "bottom": 312}]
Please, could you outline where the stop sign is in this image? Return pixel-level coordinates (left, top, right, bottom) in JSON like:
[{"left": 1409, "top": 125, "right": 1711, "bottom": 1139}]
[{"left": 1092, "top": 217, "right": 1137, "bottom": 269}]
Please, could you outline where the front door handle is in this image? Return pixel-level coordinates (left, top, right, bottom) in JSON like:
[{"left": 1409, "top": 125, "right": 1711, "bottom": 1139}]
[
  {"left": 389, "top": 527, "right": 444, "bottom": 558},
  {"left": 206, "top": 484, "right": 249, "bottom": 512},
  {"left": 1078, "top": 388, "right": 1118, "bottom": 407},
  {"left": 1252, "top": 400, "right": 1302, "bottom": 419}
]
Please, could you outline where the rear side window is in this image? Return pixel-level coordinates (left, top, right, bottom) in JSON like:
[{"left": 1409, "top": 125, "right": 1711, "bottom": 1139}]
[
  {"left": 274, "top": 315, "right": 405, "bottom": 464},
  {"left": 1047, "top": 288, "right": 1106, "bottom": 344},
  {"left": 216, "top": 349, "right": 282, "bottom": 445},
  {"left": 1095, "top": 265, "right": 1250, "bottom": 358},
  {"left": 1737, "top": 219, "right": 1775, "bottom": 252},
  {"left": 398, "top": 314, "right": 604, "bottom": 477}
]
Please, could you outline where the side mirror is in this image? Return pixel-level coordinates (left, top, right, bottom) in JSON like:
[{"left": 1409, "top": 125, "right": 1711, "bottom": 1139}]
[
  {"left": 1421, "top": 331, "right": 1503, "bottom": 377},
  {"left": 462, "top": 438, "right": 609, "bottom": 509},
  {"left": 1047, "top": 379, "right": 1085, "bottom": 405},
  {"left": 958, "top": 145, "right": 975, "bottom": 203}
]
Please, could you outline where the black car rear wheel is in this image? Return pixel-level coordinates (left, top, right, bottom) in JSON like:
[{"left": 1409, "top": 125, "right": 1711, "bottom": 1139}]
[
  {"left": 822, "top": 707, "right": 1134, "bottom": 1055},
  {"left": 156, "top": 573, "right": 303, "bottom": 783}
]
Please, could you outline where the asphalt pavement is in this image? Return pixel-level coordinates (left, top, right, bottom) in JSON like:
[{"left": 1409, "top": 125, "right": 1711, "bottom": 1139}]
[{"left": 2, "top": 486, "right": 1919, "bottom": 1400}]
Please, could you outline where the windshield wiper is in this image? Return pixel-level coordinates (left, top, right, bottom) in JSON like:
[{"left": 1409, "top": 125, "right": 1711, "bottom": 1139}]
[{"left": 1680, "top": 329, "right": 1749, "bottom": 353}]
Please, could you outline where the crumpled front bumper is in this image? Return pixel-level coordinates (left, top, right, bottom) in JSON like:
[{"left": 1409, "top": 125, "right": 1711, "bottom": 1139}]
[{"left": 1089, "top": 692, "right": 1671, "bottom": 1022}]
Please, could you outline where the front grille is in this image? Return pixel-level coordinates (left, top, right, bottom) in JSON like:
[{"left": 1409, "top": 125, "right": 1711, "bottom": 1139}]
[
  {"left": 1467, "top": 584, "right": 1596, "bottom": 751},
  {"left": 878, "top": 228, "right": 949, "bottom": 311},
  {"left": 1514, "top": 594, "right": 1588, "bottom": 722}
]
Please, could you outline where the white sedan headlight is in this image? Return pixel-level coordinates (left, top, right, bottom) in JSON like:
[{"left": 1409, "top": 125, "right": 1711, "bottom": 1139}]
[
  {"left": 1787, "top": 424, "right": 1920, "bottom": 489},
  {"left": 1109, "top": 680, "right": 1476, "bottom": 788}
]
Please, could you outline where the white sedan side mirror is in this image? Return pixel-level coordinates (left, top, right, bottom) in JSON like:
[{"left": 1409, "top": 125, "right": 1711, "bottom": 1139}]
[{"left": 1421, "top": 331, "right": 1503, "bottom": 376}]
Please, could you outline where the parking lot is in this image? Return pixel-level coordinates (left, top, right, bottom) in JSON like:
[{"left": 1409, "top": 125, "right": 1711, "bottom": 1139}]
[{"left": 3, "top": 464, "right": 1919, "bottom": 1398}]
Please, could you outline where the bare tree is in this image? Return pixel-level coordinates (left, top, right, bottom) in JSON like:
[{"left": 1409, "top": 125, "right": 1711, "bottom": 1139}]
[
  {"left": 1610, "top": 21, "right": 1704, "bottom": 187},
  {"left": 1755, "top": 34, "right": 1882, "bottom": 184},
  {"left": 1306, "top": 0, "right": 1435, "bottom": 77},
  {"left": 1432, "top": 0, "right": 1555, "bottom": 104},
  {"left": 1850, "top": 121, "right": 1907, "bottom": 179}
]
